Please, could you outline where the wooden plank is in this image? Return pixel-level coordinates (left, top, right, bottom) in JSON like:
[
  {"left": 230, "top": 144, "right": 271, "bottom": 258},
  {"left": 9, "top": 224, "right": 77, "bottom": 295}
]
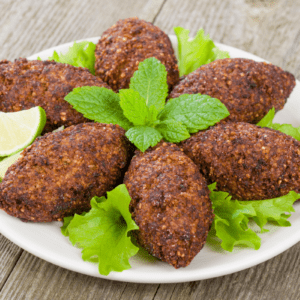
[
  {"left": 118, "top": 283, "right": 159, "bottom": 300},
  {"left": 2, "top": 244, "right": 300, "bottom": 299},
  {"left": 0, "top": 0, "right": 300, "bottom": 299},
  {"left": 153, "top": 243, "right": 300, "bottom": 299},
  {"left": 154, "top": 0, "right": 300, "bottom": 79},
  {"left": 0, "top": 0, "right": 165, "bottom": 61},
  {"left": 0, "top": 251, "right": 128, "bottom": 300},
  {"left": 0, "top": 235, "right": 22, "bottom": 290}
]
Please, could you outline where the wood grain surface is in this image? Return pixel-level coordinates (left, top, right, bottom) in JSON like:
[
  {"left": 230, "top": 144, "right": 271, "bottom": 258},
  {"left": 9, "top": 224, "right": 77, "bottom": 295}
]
[{"left": 0, "top": 0, "right": 299, "bottom": 299}]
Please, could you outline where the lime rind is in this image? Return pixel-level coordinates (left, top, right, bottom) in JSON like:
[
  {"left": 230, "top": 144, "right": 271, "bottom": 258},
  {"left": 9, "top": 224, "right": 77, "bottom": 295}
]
[
  {"left": 0, "top": 151, "right": 22, "bottom": 180},
  {"left": 0, "top": 106, "right": 46, "bottom": 157}
]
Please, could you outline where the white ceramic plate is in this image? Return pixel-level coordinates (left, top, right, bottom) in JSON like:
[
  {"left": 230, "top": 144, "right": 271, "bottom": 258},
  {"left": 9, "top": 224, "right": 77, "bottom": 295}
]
[{"left": 1, "top": 36, "right": 300, "bottom": 284}]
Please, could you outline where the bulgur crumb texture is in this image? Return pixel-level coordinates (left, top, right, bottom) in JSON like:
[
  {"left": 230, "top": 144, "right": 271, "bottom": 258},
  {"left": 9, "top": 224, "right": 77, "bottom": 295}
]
[
  {"left": 0, "top": 123, "right": 131, "bottom": 222},
  {"left": 170, "top": 58, "right": 296, "bottom": 124},
  {"left": 181, "top": 122, "right": 300, "bottom": 200},
  {"left": 124, "top": 142, "right": 213, "bottom": 268},
  {"left": 0, "top": 58, "right": 110, "bottom": 133},
  {"left": 94, "top": 17, "right": 179, "bottom": 92}
]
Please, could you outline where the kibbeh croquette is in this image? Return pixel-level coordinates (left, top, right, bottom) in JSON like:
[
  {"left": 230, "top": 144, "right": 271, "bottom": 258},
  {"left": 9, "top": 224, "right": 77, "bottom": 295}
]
[
  {"left": 170, "top": 58, "right": 296, "bottom": 124},
  {"left": 181, "top": 122, "right": 300, "bottom": 200},
  {"left": 94, "top": 17, "right": 179, "bottom": 91},
  {"left": 0, "top": 123, "right": 131, "bottom": 222},
  {"left": 0, "top": 58, "right": 110, "bottom": 133},
  {"left": 124, "top": 142, "right": 214, "bottom": 268}
]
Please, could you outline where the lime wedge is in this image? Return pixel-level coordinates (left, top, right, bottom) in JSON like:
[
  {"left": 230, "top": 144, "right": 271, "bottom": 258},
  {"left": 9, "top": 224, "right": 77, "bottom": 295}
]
[
  {"left": 0, "top": 106, "right": 46, "bottom": 157},
  {"left": 0, "top": 151, "right": 22, "bottom": 181}
]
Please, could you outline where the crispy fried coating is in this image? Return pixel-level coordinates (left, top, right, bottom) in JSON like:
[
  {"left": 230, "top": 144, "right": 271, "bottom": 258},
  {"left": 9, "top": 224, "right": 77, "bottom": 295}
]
[
  {"left": 124, "top": 142, "right": 213, "bottom": 268},
  {"left": 0, "top": 59, "right": 109, "bottom": 133},
  {"left": 181, "top": 122, "right": 300, "bottom": 200},
  {"left": 94, "top": 17, "right": 179, "bottom": 92},
  {"left": 170, "top": 58, "right": 296, "bottom": 124},
  {"left": 0, "top": 123, "right": 131, "bottom": 222}
]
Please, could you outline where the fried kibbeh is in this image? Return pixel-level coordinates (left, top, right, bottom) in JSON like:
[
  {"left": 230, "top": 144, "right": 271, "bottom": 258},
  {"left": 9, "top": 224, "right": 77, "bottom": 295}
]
[
  {"left": 0, "top": 58, "right": 110, "bottom": 133},
  {"left": 170, "top": 58, "right": 296, "bottom": 124},
  {"left": 0, "top": 123, "right": 131, "bottom": 222},
  {"left": 124, "top": 142, "right": 213, "bottom": 268},
  {"left": 94, "top": 17, "right": 179, "bottom": 91},
  {"left": 181, "top": 122, "right": 300, "bottom": 200}
]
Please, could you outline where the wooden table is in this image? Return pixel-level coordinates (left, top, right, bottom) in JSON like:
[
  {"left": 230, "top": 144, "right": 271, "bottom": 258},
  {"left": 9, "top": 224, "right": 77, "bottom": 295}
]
[{"left": 0, "top": 0, "right": 300, "bottom": 299}]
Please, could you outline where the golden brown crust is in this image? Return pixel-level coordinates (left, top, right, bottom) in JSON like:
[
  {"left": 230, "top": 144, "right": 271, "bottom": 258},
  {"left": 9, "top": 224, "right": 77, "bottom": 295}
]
[
  {"left": 181, "top": 122, "right": 300, "bottom": 200},
  {"left": 124, "top": 142, "right": 213, "bottom": 268},
  {"left": 0, "top": 123, "right": 131, "bottom": 222},
  {"left": 170, "top": 58, "right": 296, "bottom": 124},
  {"left": 94, "top": 17, "right": 179, "bottom": 92},
  {"left": 0, "top": 58, "right": 109, "bottom": 133}
]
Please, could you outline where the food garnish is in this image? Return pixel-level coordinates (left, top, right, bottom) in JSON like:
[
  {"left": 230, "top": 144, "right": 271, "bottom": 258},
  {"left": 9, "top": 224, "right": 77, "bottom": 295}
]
[
  {"left": 0, "top": 21, "right": 298, "bottom": 276},
  {"left": 61, "top": 184, "right": 139, "bottom": 275},
  {"left": 0, "top": 106, "right": 46, "bottom": 157},
  {"left": 65, "top": 57, "right": 229, "bottom": 151},
  {"left": 207, "top": 183, "right": 299, "bottom": 251},
  {"left": 39, "top": 41, "right": 96, "bottom": 74},
  {"left": 0, "top": 125, "right": 64, "bottom": 183},
  {"left": 174, "top": 26, "right": 230, "bottom": 76},
  {"left": 258, "top": 107, "right": 300, "bottom": 140}
]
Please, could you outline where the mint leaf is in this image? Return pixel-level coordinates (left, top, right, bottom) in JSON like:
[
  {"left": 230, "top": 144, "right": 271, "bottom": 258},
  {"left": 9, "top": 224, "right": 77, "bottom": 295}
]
[
  {"left": 126, "top": 126, "right": 162, "bottom": 152},
  {"left": 147, "top": 105, "right": 160, "bottom": 126},
  {"left": 47, "top": 41, "right": 96, "bottom": 74},
  {"left": 207, "top": 183, "right": 299, "bottom": 251},
  {"left": 158, "top": 94, "right": 229, "bottom": 133},
  {"left": 174, "top": 26, "right": 230, "bottom": 76},
  {"left": 63, "top": 184, "right": 139, "bottom": 276},
  {"left": 155, "top": 119, "right": 190, "bottom": 143},
  {"left": 119, "top": 89, "right": 150, "bottom": 126},
  {"left": 65, "top": 86, "right": 133, "bottom": 130},
  {"left": 258, "top": 108, "right": 300, "bottom": 141},
  {"left": 130, "top": 57, "right": 168, "bottom": 113}
]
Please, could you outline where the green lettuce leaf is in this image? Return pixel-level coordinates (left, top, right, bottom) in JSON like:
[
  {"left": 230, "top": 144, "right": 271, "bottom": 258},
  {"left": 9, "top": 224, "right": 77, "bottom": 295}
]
[
  {"left": 174, "top": 26, "right": 230, "bottom": 76},
  {"left": 158, "top": 94, "right": 230, "bottom": 133},
  {"left": 65, "top": 86, "right": 133, "bottom": 130},
  {"left": 62, "top": 184, "right": 139, "bottom": 275},
  {"left": 130, "top": 57, "right": 168, "bottom": 113},
  {"left": 207, "top": 183, "right": 299, "bottom": 251},
  {"left": 47, "top": 41, "right": 96, "bottom": 74},
  {"left": 257, "top": 107, "right": 300, "bottom": 140}
]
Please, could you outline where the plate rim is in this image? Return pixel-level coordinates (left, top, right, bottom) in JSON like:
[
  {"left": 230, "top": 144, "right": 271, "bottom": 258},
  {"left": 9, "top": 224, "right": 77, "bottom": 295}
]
[{"left": 1, "top": 35, "right": 300, "bottom": 283}]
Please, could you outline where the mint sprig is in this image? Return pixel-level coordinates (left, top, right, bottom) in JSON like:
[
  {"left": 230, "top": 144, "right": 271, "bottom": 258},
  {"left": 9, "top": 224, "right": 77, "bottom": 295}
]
[
  {"left": 159, "top": 94, "right": 230, "bottom": 133},
  {"left": 257, "top": 107, "right": 300, "bottom": 140},
  {"left": 126, "top": 126, "right": 162, "bottom": 152},
  {"left": 130, "top": 57, "right": 168, "bottom": 113},
  {"left": 65, "top": 87, "right": 132, "bottom": 130},
  {"left": 65, "top": 57, "right": 229, "bottom": 152},
  {"left": 61, "top": 184, "right": 139, "bottom": 276},
  {"left": 155, "top": 119, "right": 190, "bottom": 143},
  {"left": 119, "top": 89, "right": 152, "bottom": 126},
  {"left": 207, "top": 183, "right": 299, "bottom": 252}
]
